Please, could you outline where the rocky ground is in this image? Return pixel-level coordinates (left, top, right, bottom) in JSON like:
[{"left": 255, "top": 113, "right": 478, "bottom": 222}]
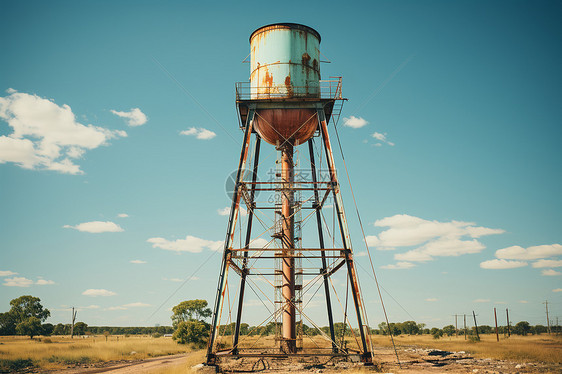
[{"left": 208, "top": 346, "right": 561, "bottom": 374}]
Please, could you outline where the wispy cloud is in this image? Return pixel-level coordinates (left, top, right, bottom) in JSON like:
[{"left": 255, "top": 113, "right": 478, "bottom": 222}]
[
  {"left": 380, "top": 262, "right": 415, "bottom": 270},
  {"left": 180, "top": 127, "right": 216, "bottom": 140},
  {"left": 372, "top": 132, "right": 394, "bottom": 146},
  {"left": 147, "top": 235, "right": 222, "bottom": 253},
  {"left": 0, "top": 270, "right": 18, "bottom": 277},
  {"left": 217, "top": 206, "right": 247, "bottom": 216},
  {"left": 3, "top": 277, "right": 33, "bottom": 287},
  {"left": 64, "top": 221, "right": 124, "bottom": 233},
  {"left": 541, "top": 269, "right": 561, "bottom": 276},
  {"left": 495, "top": 244, "right": 562, "bottom": 260},
  {"left": 130, "top": 260, "right": 146, "bottom": 264},
  {"left": 343, "top": 116, "right": 368, "bottom": 129},
  {"left": 553, "top": 288, "right": 562, "bottom": 293},
  {"left": 122, "top": 302, "right": 151, "bottom": 308},
  {"left": 518, "top": 300, "right": 528, "bottom": 304},
  {"left": 82, "top": 289, "right": 117, "bottom": 297},
  {"left": 532, "top": 259, "right": 562, "bottom": 268},
  {"left": 36, "top": 278, "right": 55, "bottom": 285},
  {"left": 474, "top": 299, "right": 490, "bottom": 303},
  {"left": 117, "top": 213, "right": 129, "bottom": 218},
  {"left": 0, "top": 89, "right": 127, "bottom": 174},
  {"left": 425, "top": 298, "right": 438, "bottom": 302},
  {"left": 368, "top": 214, "right": 504, "bottom": 264},
  {"left": 110, "top": 108, "right": 147, "bottom": 126},
  {"left": 480, "top": 259, "right": 527, "bottom": 269}
]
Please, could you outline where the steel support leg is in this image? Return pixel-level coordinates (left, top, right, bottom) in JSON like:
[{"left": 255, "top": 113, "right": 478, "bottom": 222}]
[
  {"left": 207, "top": 107, "right": 255, "bottom": 364},
  {"left": 232, "top": 136, "right": 261, "bottom": 354},
  {"left": 316, "top": 105, "right": 372, "bottom": 363},
  {"left": 308, "top": 139, "right": 337, "bottom": 353}
]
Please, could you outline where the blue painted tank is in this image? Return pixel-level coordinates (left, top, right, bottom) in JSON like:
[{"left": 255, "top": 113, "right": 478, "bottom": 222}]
[{"left": 250, "top": 23, "right": 321, "bottom": 99}]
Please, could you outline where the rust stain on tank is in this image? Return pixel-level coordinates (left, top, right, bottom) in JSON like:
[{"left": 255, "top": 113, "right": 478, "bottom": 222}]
[
  {"left": 284, "top": 75, "right": 293, "bottom": 97},
  {"left": 264, "top": 70, "right": 273, "bottom": 87},
  {"left": 312, "top": 58, "right": 318, "bottom": 71},
  {"left": 301, "top": 53, "right": 311, "bottom": 66}
]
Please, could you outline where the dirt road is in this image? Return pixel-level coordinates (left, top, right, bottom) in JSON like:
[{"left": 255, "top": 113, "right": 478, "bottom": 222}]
[
  {"left": 46, "top": 345, "right": 561, "bottom": 373},
  {"left": 49, "top": 353, "right": 190, "bottom": 373}
]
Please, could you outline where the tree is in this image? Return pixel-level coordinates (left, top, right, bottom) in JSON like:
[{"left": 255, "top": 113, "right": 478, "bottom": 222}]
[
  {"left": 0, "top": 312, "right": 17, "bottom": 335},
  {"left": 73, "top": 322, "right": 88, "bottom": 335},
  {"left": 42, "top": 323, "right": 54, "bottom": 336},
  {"left": 173, "top": 320, "right": 209, "bottom": 347},
  {"left": 171, "top": 300, "right": 211, "bottom": 328},
  {"left": 443, "top": 325, "right": 456, "bottom": 337},
  {"left": 513, "top": 321, "right": 531, "bottom": 336},
  {"left": 431, "top": 327, "right": 443, "bottom": 339},
  {"left": 9, "top": 296, "right": 50, "bottom": 323},
  {"left": 16, "top": 317, "right": 42, "bottom": 339},
  {"left": 103, "top": 331, "right": 111, "bottom": 342},
  {"left": 52, "top": 323, "right": 68, "bottom": 335}
]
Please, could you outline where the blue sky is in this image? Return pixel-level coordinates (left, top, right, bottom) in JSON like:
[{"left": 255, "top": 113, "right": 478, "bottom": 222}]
[{"left": 1, "top": 0, "right": 560, "bottom": 330}]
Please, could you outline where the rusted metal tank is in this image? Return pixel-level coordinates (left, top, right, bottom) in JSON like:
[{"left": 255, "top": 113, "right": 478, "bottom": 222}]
[{"left": 249, "top": 23, "right": 321, "bottom": 146}]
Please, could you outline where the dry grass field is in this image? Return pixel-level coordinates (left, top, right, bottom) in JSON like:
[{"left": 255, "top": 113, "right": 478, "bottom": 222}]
[
  {"left": 0, "top": 335, "right": 189, "bottom": 372},
  {"left": 0, "top": 333, "right": 561, "bottom": 373},
  {"left": 370, "top": 333, "right": 562, "bottom": 364}
]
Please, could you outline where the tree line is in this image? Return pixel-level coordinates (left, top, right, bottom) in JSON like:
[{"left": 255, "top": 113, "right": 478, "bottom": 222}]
[{"left": 2, "top": 296, "right": 559, "bottom": 341}]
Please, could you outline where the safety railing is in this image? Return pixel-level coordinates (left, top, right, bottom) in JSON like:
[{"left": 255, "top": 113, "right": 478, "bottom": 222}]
[{"left": 236, "top": 77, "right": 343, "bottom": 101}]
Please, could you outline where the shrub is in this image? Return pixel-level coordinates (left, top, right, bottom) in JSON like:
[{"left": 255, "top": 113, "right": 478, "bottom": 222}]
[{"left": 173, "top": 320, "right": 209, "bottom": 347}]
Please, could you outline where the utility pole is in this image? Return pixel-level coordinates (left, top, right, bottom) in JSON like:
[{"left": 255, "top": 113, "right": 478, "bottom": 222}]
[
  {"left": 494, "top": 308, "right": 499, "bottom": 342},
  {"left": 506, "top": 308, "right": 511, "bottom": 337},
  {"left": 544, "top": 301, "right": 551, "bottom": 335},
  {"left": 454, "top": 314, "right": 458, "bottom": 337},
  {"left": 472, "top": 311, "right": 480, "bottom": 340},
  {"left": 464, "top": 314, "right": 467, "bottom": 340},
  {"left": 70, "top": 307, "right": 77, "bottom": 339}
]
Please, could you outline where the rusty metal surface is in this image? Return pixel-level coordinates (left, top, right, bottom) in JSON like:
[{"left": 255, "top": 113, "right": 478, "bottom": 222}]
[
  {"left": 254, "top": 108, "right": 318, "bottom": 145},
  {"left": 250, "top": 23, "right": 321, "bottom": 99}
]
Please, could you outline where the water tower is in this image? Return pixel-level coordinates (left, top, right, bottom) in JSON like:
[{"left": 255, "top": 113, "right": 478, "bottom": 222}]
[{"left": 207, "top": 23, "right": 373, "bottom": 367}]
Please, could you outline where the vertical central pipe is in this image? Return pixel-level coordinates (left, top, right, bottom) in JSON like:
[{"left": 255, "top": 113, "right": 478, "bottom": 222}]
[{"left": 280, "top": 143, "right": 296, "bottom": 353}]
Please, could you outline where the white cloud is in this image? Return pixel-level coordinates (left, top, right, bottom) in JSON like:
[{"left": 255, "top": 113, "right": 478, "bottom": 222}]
[
  {"left": 82, "top": 289, "right": 117, "bottom": 297},
  {"left": 532, "top": 259, "right": 562, "bottom": 268},
  {"left": 0, "top": 270, "right": 17, "bottom": 277},
  {"left": 343, "top": 116, "right": 368, "bottom": 129},
  {"left": 117, "top": 213, "right": 129, "bottom": 218},
  {"left": 130, "top": 260, "right": 147, "bottom": 264},
  {"left": 380, "top": 262, "right": 415, "bottom": 270},
  {"left": 64, "top": 221, "right": 124, "bottom": 233},
  {"left": 356, "top": 251, "right": 368, "bottom": 257},
  {"left": 106, "top": 306, "right": 127, "bottom": 311},
  {"left": 495, "top": 244, "right": 562, "bottom": 260},
  {"left": 474, "top": 299, "right": 490, "bottom": 303},
  {"left": 217, "top": 206, "right": 247, "bottom": 217},
  {"left": 36, "top": 279, "right": 55, "bottom": 285},
  {"left": 0, "top": 89, "right": 127, "bottom": 174},
  {"left": 480, "top": 259, "right": 528, "bottom": 269},
  {"left": 541, "top": 269, "right": 561, "bottom": 276},
  {"left": 80, "top": 305, "right": 100, "bottom": 310},
  {"left": 122, "top": 302, "right": 151, "bottom": 308},
  {"left": 180, "top": 127, "right": 216, "bottom": 140},
  {"left": 110, "top": 108, "right": 147, "bottom": 126},
  {"left": 3, "top": 277, "right": 33, "bottom": 287},
  {"left": 368, "top": 214, "right": 503, "bottom": 263},
  {"left": 365, "top": 235, "right": 380, "bottom": 248},
  {"left": 518, "top": 300, "right": 528, "bottom": 304},
  {"left": 372, "top": 132, "right": 394, "bottom": 146},
  {"left": 163, "top": 276, "right": 199, "bottom": 282},
  {"left": 553, "top": 288, "right": 562, "bottom": 293},
  {"left": 147, "top": 235, "right": 222, "bottom": 253},
  {"left": 425, "top": 298, "right": 438, "bottom": 302}
]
